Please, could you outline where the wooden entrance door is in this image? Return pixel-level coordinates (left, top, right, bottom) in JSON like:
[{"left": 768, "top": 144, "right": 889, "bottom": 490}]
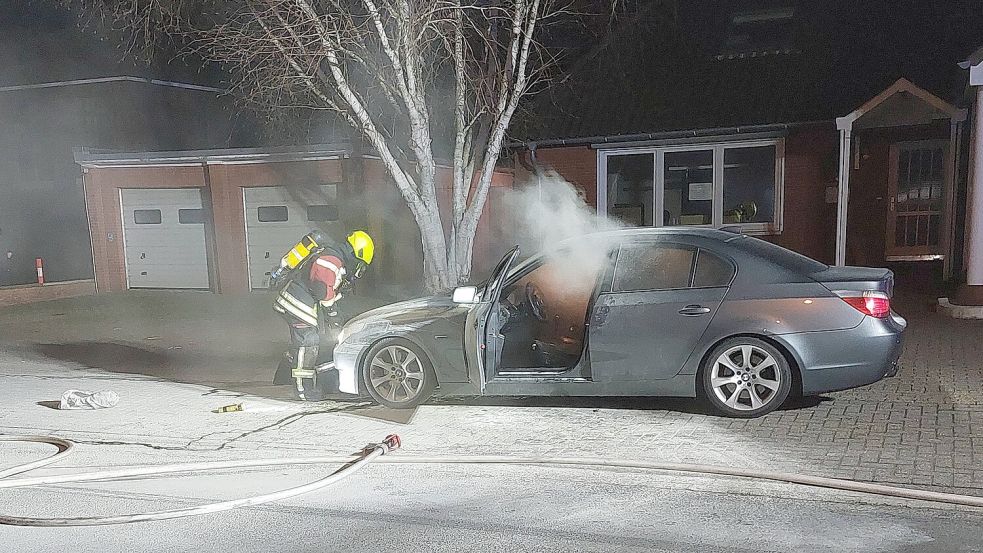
[{"left": 886, "top": 141, "right": 950, "bottom": 260}]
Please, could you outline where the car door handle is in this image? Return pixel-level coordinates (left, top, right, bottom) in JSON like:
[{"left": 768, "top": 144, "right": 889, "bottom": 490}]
[{"left": 678, "top": 305, "right": 711, "bottom": 316}]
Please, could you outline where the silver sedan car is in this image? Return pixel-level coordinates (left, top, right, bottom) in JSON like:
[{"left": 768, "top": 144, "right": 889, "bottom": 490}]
[{"left": 332, "top": 228, "right": 906, "bottom": 417}]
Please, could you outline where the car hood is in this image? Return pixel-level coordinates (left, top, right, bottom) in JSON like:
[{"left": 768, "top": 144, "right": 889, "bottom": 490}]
[{"left": 349, "top": 295, "right": 469, "bottom": 326}]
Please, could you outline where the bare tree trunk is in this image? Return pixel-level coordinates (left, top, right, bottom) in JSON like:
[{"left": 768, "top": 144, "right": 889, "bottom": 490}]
[
  {"left": 415, "top": 201, "right": 454, "bottom": 291},
  {"left": 452, "top": 228, "right": 477, "bottom": 283}
]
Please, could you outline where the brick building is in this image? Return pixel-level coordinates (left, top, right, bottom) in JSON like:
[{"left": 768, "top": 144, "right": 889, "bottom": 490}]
[
  {"left": 73, "top": 145, "right": 513, "bottom": 298},
  {"left": 509, "top": 2, "right": 983, "bottom": 304},
  {"left": 518, "top": 79, "right": 964, "bottom": 276}
]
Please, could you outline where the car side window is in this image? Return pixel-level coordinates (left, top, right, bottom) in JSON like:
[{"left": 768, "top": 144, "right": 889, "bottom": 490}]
[
  {"left": 693, "top": 249, "right": 735, "bottom": 288},
  {"left": 612, "top": 243, "right": 695, "bottom": 292}
]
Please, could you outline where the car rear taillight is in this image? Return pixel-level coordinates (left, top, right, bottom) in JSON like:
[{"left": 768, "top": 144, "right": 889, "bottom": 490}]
[{"left": 839, "top": 291, "right": 891, "bottom": 318}]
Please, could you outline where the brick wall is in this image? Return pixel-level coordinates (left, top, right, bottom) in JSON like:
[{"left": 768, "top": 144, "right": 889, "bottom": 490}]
[
  {"left": 0, "top": 280, "right": 95, "bottom": 306},
  {"left": 528, "top": 146, "right": 598, "bottom": 206},
  {"left": 776, "top": 125, "right": 839, "bottom": 263},
  {"left": 357, "top": 159, "right": 515, "bottom": 287}
]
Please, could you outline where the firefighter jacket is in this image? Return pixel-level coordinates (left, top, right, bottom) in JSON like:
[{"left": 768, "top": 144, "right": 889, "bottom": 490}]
[{"left": 273, "top": 243, "right": 352, "bottom": 326}]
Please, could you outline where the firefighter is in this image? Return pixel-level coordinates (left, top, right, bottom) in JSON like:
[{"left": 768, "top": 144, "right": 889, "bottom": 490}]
[{"left": 271, "top": 230, "right": 375, "bottom": 400}]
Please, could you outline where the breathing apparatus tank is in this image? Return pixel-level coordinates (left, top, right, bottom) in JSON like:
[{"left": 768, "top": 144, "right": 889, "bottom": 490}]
[{"left": 269, "top": 230, "right": 327, "bottom": 287}]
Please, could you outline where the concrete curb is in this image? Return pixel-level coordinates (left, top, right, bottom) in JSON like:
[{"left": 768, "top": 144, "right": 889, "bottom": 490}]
[{"left": 937, "top": 297, "right": 983, "bottom": 319}]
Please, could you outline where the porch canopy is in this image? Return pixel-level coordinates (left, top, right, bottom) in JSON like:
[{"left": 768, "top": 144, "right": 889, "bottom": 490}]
[{"left": 834, "top": 78, "right": 967, "bottom": 268}]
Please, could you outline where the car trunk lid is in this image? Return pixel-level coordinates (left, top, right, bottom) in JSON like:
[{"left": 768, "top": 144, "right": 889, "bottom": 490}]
[{"left": 810, "top": 266, "right": 894, "bottom": 297}]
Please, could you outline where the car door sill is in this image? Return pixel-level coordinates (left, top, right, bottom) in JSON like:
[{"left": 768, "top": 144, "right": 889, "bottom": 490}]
[{"left": 491, "top": 375, "right": 592, "bottom": 382}]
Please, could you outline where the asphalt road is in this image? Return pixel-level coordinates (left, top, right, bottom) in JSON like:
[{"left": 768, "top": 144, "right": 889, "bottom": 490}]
[{"left": 1, "top": 461, "right": 982, "bottom": 552}]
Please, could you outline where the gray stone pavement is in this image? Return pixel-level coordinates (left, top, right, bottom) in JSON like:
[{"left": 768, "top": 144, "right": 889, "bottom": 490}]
[{"left": 0, "top": 291, "right": 980, "bottom": 499}]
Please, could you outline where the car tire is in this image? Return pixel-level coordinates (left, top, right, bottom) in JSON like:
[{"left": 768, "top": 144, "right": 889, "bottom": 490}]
[
  {"left": 361, "top": 338, "right": 436, "bottom": 409},
  {"left": 701, "top": 337, "right": 792, "bottom": 418}
]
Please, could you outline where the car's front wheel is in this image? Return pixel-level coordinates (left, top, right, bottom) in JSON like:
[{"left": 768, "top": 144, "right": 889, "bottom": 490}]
[
  {"left": 701, "top": 337, "right": 792, "bottom": 418},
  {"left": 362, "top": 338, "right": 436, "bottom": 409}
]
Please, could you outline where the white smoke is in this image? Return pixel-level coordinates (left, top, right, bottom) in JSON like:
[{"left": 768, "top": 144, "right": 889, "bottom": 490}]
[{"left": 502, "top": 171, "right": 624, "bottom": 287}]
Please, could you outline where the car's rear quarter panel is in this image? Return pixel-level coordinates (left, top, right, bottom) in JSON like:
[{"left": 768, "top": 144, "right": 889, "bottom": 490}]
[
  {"left": 774, "top": 314, "right": 905, "bottom": 395},
  {"left": 678, "top": 237, "right": 902, "bottom": 397}
]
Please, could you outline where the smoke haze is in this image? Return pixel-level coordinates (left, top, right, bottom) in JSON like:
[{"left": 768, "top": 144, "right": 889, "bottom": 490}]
[{"left": 502, "top": 171, "right": 623, "bottom": 286}]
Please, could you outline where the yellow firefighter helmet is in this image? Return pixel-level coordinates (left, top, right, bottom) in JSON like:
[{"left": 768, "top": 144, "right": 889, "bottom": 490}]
[{"left": 347, "top": 230, "right": 375, "bottom": 265}]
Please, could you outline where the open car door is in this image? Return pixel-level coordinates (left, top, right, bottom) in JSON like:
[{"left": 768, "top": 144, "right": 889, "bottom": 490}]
[{"left": 463, "top": 246, "right": 519, "bottom": 393}]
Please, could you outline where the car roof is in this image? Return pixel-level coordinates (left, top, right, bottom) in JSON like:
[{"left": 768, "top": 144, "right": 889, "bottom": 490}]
[
  {"left": 576, "top": 226, "right": 741, "bottom": 242},
  {"left": 568, "top": 226, "right": 828, "bottom": 275},
  {"left": 518, "top": 227, "right": 739, "bottom": 272},
  {"left": 505, "top": 225, "right": 824, "bottom": 283}
]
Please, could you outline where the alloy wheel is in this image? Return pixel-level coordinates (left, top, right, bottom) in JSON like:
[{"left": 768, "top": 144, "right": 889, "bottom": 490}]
[
  {"left": 367, "top": 345, "right": 426, "bottom": 404},
  {"left": 709, "top": 344, "right": 782, "bottom": 411}
]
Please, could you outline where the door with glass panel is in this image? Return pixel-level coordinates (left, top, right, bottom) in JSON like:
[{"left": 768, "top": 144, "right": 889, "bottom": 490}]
[{"left": 886, "top": 141, "right": 948, "bottom": 260}]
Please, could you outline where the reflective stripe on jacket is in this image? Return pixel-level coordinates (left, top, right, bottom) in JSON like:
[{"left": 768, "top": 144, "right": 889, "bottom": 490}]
[{"left": 274, "top": 282, "right": 318, "bottom": 326}]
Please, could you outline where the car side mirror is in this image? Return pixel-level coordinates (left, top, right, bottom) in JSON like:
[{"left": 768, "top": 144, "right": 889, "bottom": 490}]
[{"left": 452, "top": 286, "right": 479, "bottom": 304}]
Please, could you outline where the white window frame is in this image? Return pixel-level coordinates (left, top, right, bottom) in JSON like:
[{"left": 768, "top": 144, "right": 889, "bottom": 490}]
[{"left": 596, "top": 138, "right": 785, "bottom": 235}]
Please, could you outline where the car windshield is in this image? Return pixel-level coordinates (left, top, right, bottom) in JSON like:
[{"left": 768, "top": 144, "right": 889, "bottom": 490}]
[
  {"left": 479, "top": 246, "right": 519, "bottom": 301},
  {"left": 505, "top": 254, "right": 540, "bottom": 280},
  {"left": 503, "top": 234, "right": 619, "bottom": 282}
]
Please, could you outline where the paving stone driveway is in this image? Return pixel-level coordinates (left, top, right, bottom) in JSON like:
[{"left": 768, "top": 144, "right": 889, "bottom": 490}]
[
  {"left": 0, "top": 292, "right": 980, "bottom": 497},
  {"left": 685, "top": 298, "right": 983, "bottom": 495}
]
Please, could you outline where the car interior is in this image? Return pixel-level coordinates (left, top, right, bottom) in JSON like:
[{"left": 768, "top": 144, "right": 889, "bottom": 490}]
[{"left": 497, "top": 250, "right": 608, "bottom": 371}]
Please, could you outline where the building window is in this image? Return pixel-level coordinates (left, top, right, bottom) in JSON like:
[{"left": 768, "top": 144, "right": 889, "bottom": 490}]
[
  {"left": 607, "top": 154, "right": 654, "bottom": 226},
  {"left": 257, "top": 206, "right": 289, "bottom": 222},
  {"left": 133, "top": 209, "right": 162, "bottom": 225},
  {"left": 664, "top": 150, "right": 714, "bottom": 226},
  {"left": 599, "top": 138, "right": 784, "bottom": 235},
  {"left": 178, "top": 208, "right": 206, "bottom": 224},
  {"left": 723, "top": 145, "right": 776, "bottom": 225},
  {"left": 307, "top": 205, "right": 339, "bottom": 222}
]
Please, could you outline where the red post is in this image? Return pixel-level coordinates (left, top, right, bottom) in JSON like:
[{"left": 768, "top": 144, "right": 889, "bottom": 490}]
[{"left": 35, "top": 258, "right": 44, "bottom": 285}]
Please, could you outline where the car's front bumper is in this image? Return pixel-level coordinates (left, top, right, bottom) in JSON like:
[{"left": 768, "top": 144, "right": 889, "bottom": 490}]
[
  {"left": 784, "top": 311, "right": 906, "bottom": 396},
  {"left": 333, "top": 341, "right": 363, "bottom": 395}
]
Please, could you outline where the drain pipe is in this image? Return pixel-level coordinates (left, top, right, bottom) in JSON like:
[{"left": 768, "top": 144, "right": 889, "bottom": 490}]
[
  {"left": 527, "top": 142, "right": 548, "bottom": 250},
  {"left": 528, "top": 142, "right": 543, "bottom": 204}
]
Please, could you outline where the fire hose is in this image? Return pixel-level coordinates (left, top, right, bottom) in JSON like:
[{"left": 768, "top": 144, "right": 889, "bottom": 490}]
[
  {"left": 1, "top": 433, "right": 982, "bottom": 527},
  {"left": 0, "top": 434, "right": 401, "bottom": 527}
]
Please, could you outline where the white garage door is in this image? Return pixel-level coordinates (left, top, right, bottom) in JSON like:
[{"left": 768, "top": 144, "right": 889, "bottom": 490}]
[
  {"left": 120, "top": 188, "right": 210, "bottom": 289},
  {"left": 243, "top": 185, "right": 340, "bottom": 289}
]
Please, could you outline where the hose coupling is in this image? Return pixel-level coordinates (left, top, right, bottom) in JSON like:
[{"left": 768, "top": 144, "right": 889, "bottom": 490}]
[
  {"left": 363, "top": 434, "right": 401, "bottom": 455},
  {"left": 382, "top": 434, "right": 401, "bottom": 453}
]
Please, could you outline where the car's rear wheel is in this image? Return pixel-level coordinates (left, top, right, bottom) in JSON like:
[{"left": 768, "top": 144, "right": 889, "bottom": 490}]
[
  {"left": 362, "top": 339, "right": 436, "bottom": 409},
  {"left": 701, "top": 337, "right": 792, "bottom": 418}
]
